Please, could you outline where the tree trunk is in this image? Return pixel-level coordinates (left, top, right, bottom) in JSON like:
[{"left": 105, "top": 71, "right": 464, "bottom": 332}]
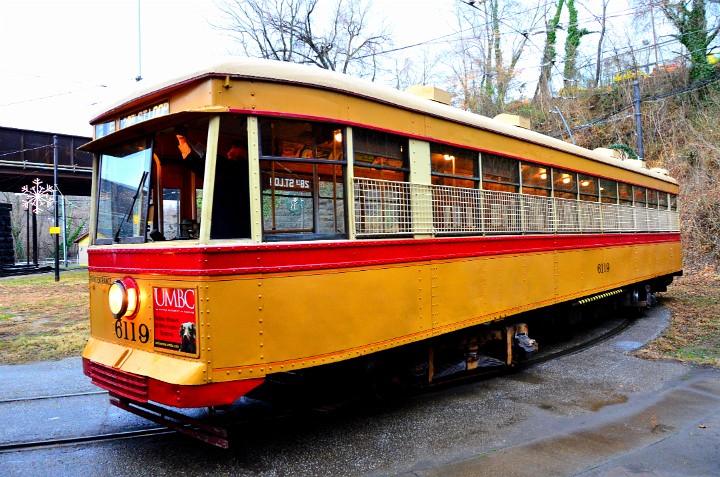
[
  {"left": 534, "top": 0, "right": 565, "bottom": 103},
  {"left": 563, "top": 0, "right": 590, "bottom": 93},
  {"left": 594, "top": 1, "right": 608, "bottom": 86}
]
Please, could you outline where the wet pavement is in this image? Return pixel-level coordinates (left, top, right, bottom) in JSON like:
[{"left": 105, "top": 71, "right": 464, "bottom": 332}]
[{"left": 1, "top": 305, "right": 719, "bottom": 476}]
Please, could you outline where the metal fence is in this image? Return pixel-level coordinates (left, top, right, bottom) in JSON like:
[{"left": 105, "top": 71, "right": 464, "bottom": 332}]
[{"left": 354, "top": 178, "right": 680, "bottom": 237}]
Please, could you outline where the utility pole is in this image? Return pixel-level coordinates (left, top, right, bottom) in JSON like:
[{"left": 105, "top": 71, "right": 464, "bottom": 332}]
[
  {"left": 633, "top": 80, "right": 644, "bottom": 161},
  {"left": 53, "top": 135, "right": 59, "bottom": 281},
  {"left": 25, "top": 206, "right": 29, "bottom": 265},
  {"left": 136, "top": 0, "right": 142, "bottom": 82},
  {"left": 62, "top": 195, "right": 67, "bottom": 266}
]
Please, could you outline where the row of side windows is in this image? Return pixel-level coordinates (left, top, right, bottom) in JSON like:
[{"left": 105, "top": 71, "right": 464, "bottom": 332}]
[
  {"left": 256, "top": 118, "right": 677, "bottom": 240},
  {"left": 429, "top": 145, "right": 677, "bottom": 210}
]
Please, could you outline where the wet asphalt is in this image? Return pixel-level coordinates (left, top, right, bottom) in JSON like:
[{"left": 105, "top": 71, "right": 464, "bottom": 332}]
[{"left": 1, "top": 304, "right": 719, "bottom": 476}]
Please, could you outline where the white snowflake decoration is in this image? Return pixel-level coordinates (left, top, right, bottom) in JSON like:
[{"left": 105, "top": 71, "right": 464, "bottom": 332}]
[{"left": 21, "top": 178, "right": 55, "bottom": 214}]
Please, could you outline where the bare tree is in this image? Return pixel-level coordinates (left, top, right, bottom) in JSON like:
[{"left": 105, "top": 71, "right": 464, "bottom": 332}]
[
  {"left": 390, "top": 49, "right": 444, "bottom": 91},
  {"left": 593, "top": 0, "right": 610, "bottom": 86},
  {"left": 450, "top": 0, "right": 539, "bottom": 115},
  {"left": 213, "top": 0, "right": 392, "bottom": 78}
]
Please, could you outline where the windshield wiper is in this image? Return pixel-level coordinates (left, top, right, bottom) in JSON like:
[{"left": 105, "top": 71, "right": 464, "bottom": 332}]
[{"left": 114, "top": 171, "right": 149, "bottom": 242}]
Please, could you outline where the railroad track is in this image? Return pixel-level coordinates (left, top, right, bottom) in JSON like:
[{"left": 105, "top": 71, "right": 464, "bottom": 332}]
[
  {"left": 0, "top": 428, "right": 173, "bottom": 452},
  {"left": 0, "top": 389, "right": 171, "bottom": 453},
  {"left": 0, "top": 390, "right": 107, "bottom": 405},
  {"left": 523, "top": 316, "right": 635, "bottom": 367},
  {"left": 0, "top": 315, "right": 638, "bottom": 452}
]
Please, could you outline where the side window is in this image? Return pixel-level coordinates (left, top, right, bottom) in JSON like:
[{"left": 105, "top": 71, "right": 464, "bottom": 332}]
[
  {"left": 659, "top": 192, "right": 669, "bottom": 210},
  {"left": 430, "top": 144, "right": 479, "bottom": 188},
  {"left": 482, "top": 154, "right": 519, "bottom": 192},
  {"left": 579, "top": 174, "right": 599, "bottom": 202},
  {"left": 552, "top": 168, "right": 577, "bottom": 200},
  {"left": 633, "top": 186, "right": 647, "bottom": 207},
  {"left": 431, "top": 144, "right": 480, "bottom": 233},
  {"left": 618, "top": 182, "right": 633, "bottom": 205},
  {"left": 600, "top": 178, "right": 618, "bottom": 204},
  {"left": 353, "top": 128, "right": 408, "bottom": 181},
  {"left": 646, "top": 188, "right": 659, "bottom": 209},
  {"left": 259, "top": 118, "right": 346, "bottom": 240},
  {"left": 352, "top": 128, "right": 410, "bottom": 235},
  {"left": 521, "top": 163, "right": 550, "bottom": 196}
]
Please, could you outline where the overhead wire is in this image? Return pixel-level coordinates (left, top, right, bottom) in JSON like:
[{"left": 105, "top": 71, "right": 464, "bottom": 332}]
[
  {"left": 0, "top": 86, "right": 106, "bottom": 107},
  {"left": 0, "top": 145, "right": 52, "bottom": 158}
]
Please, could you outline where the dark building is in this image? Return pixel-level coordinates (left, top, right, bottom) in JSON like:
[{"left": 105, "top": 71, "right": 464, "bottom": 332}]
[
  {"left": 0, "top": 126, "right": 93, "bottom": 271},
  {"left": 0, "top": 126, "right": 92, "bottom": 197}
]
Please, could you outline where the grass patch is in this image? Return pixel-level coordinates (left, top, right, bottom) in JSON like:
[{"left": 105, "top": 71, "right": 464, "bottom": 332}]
[
  {"left": 0, "top": 270, "right": 89, "bottom": 364},
  {"left": 635, "top": 267, "right": 720, "bottom": 368}
]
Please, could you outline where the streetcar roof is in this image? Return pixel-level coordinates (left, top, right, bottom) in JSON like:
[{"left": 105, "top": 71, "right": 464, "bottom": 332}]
[{"left": 88, "top": 57, "right": 677, "bottom": 185}]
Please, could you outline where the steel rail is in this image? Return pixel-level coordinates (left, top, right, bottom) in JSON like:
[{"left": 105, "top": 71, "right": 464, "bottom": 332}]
[
  {"left": 0, "top": 390, "right": 107, "bottom": 405},
  {"left": 0, "top": 428, "right": 173, "bottom": 453}
]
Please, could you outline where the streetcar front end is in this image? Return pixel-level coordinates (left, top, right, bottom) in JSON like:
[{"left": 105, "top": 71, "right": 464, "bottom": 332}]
[
  {"left": 81, "top": 109, "right": 265, "bottom": 410},
  {"left": 83, "top": 266, "right": 265, "bottom": 409}
]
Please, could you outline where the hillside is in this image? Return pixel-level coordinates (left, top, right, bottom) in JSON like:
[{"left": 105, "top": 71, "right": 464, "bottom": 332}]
[{"left": 509, "top": 67, "right": 720, "bottom": 270}]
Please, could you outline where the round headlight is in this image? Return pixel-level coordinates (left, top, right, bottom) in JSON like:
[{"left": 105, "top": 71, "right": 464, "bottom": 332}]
[{"left": 108, "top": 277, "right": 139, "bottom": 319}]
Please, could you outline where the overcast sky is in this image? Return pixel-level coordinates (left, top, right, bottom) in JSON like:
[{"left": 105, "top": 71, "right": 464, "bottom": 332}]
[{"left": 0, "top": 0, "right": 460, "bottom": 137}]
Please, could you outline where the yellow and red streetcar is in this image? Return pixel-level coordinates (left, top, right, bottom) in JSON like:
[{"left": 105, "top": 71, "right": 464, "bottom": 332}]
[{"left": 80, "top": 59, "right": 682, "bottom": 446}]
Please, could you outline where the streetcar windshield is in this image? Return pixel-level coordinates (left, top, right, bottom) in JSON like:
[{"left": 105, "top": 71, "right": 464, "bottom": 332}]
[
  {"left": 96, "top": 137, "right": 152, "bottom": 244},
  {"left": 94, "top": 117, "right": 212, "bottom": 244}
]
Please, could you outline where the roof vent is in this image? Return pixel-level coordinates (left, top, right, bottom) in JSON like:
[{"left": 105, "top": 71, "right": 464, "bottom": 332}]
[
  {"left": 405, "top": 85, "right": 452, "bottom": 105},
  {"left": 594, "top": 147, "right": 647, "bottom": 167},
  {"left": 594, "top": 147, "right": 623, "bottom": 159},
  {"left": 493, "top": 114, "right": 531, "bottom": 129}
]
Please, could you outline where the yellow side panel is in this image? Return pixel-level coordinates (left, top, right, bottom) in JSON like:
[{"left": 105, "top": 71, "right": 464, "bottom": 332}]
[
  {"left": 211, "top": 264, "right": 433, "bottom": 369},
  {"left": 207, "top": 241, "right": 681, "bottom": 372},
  {"left": 431, "top": 253, "right": 556, "bottom": 329},
  {"left": 201, "top": 278, "right": 265, "bottom": 368},
  {"left": 432, "top": 242, "right": 681, "bottom": 333},
  {"left": 554, "top": 242, "right": 681, "bottom": 300}
]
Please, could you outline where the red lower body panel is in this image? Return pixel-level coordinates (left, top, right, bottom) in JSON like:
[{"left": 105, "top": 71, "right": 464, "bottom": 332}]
[{"left": 83, "top": 358, "right": 264, "bottom": 408}]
